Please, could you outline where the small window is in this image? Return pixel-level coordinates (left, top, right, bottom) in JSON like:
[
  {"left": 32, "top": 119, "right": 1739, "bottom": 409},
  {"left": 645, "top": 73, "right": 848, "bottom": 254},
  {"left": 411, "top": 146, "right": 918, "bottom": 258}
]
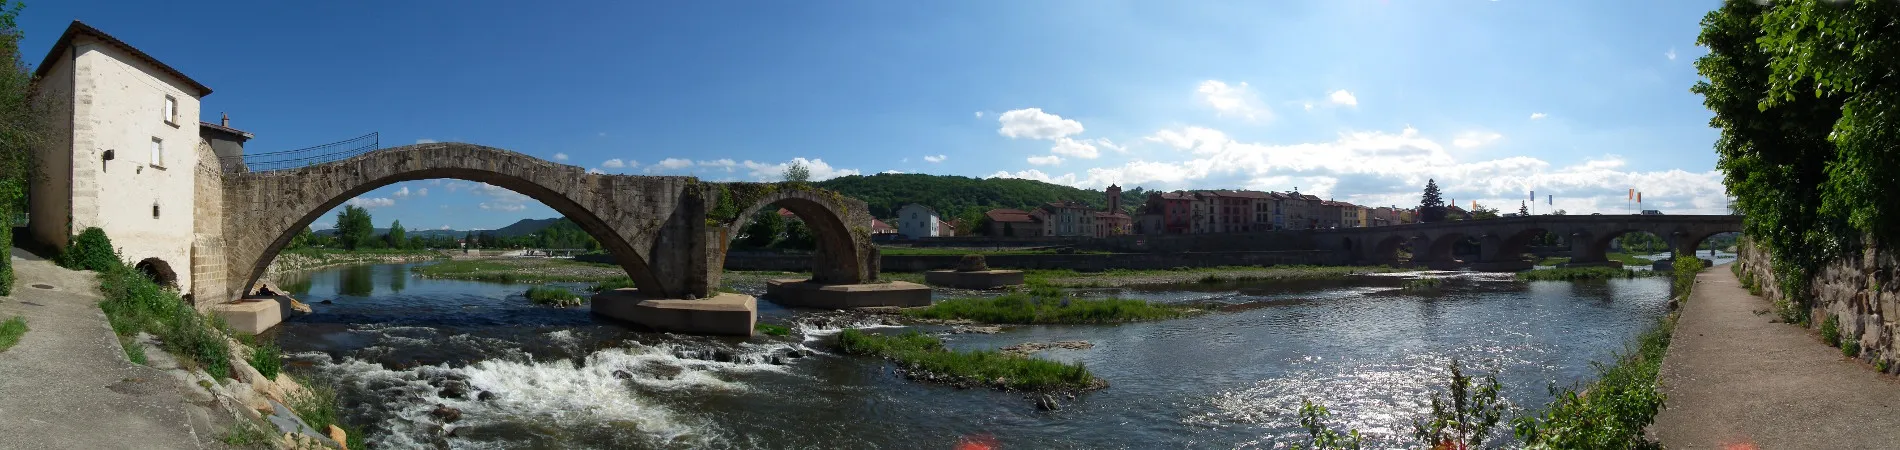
[
  {"left": 152, "top": 202, "right": 160, "bottom": 219},
  {"left": 150, "top": 138, "right": 163, "bottom": 167},
  {"left": 163, "top": 96, "right": 177, "bottom": 125}
]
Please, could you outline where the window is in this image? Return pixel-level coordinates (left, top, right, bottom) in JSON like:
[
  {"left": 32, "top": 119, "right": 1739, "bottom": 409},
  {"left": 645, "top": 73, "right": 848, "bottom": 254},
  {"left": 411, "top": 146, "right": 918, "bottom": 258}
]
[
  {"left": 163, "top": 95, "right": 177, "bottom": 125},
  {"left": 150, "top": 138, "right": 163, "bottom": 167}
]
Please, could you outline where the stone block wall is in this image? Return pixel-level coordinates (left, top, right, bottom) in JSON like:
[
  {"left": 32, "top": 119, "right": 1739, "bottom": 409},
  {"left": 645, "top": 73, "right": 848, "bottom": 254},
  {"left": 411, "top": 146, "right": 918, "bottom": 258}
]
[
  {"left": 1736, "top": 239, "right": 1899, "bottom": 370},
  {"left": 188, "top": 142, "right": 227, "bottom": 309}
]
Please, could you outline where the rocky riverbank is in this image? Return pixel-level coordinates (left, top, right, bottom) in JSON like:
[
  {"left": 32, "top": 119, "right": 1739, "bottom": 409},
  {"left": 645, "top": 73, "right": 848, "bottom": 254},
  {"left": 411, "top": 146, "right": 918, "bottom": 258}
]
[{"left": 265, "top": 250, "right": 448, "bottom": 282}]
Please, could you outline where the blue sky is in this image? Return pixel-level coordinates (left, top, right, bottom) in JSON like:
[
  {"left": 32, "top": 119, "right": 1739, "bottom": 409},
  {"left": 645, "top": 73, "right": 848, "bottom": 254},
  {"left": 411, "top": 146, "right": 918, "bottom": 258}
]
[{"left": 23, "top": 0, "right": 1728, "bottom": 230}]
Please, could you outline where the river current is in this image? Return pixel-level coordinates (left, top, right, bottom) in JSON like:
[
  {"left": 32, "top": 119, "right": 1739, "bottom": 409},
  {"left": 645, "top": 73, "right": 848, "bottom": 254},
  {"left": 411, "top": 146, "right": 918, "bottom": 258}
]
[{"left": 271, "top": 253, "right": 1731, "bottom": 449}]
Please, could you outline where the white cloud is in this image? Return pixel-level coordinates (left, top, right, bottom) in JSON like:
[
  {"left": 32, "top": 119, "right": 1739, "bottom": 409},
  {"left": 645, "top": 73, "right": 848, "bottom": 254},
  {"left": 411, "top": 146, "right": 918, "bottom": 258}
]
[
  {"left": 416, "top": 138, "right": 437, "bottom": 144},
  {"left": 553, "top": 152, "right": 569, "bottom": 161},
  {"left": 1096, "top": 138, "right": 1129, "bottom": 154},
  {"left": 1303, "top": 102, "right": 1315, "bottom": 111},
  {"left": 740, "top": 158, "right": 860, "bottom": 181},
  {"left": 1027, "top": 155, "right": 1063, "bottom": 165},
  {"left": 882, "top": 170, "right": 906, "bottom": 174},
  {"left": 346, "top": 197, "right": 395, "bottom": 208},
  {"left": 479, "top": 202, "right": 526, "bottom": 212},
  {"left": 1050, "top": 138, "right": 1100, "bottom": 159},
  {"left": 652, "top": 158, "right": 694, "bottom": 172},
  {"left": 1197, "top": 80, "right": 1270, "bottom": 121},
  {"left": 587, "top": 168, "right": 604, "bottom": 174},
  {"left": 1452, "top": 132, "right": 1504, "bottom": 149},
  {"left": 439, "top": 225, "right": 451, "bottom": 230},
  {"left": 1665, "top": 48, "right": 1677, "bottom": 60},
  {"left": 699, "top": 159, "right": 738, "bottom": 172},
  {"left": 997, "top": 108, "right": 1085, "bottom": 140},
  {"left": 974, "top": 111, "right": 985, "bottom": 118},
  {"left": 392, "top": 186, "right": 412, "bottom": 198},
  {"left": 1328, "top": 90, "right": 1358, "bottom": 107},
  {"left": 923, "top": 154, "right": 947, "bottom": 163},
  {"left": 1530, "top": 112, "right": 1548, "bottom": 120},
  {"left": 602, "top": 158, "right": 626, "bottom": 168},
  {"left": 416, "top": 188, "right": 427, "bottom": 196}
]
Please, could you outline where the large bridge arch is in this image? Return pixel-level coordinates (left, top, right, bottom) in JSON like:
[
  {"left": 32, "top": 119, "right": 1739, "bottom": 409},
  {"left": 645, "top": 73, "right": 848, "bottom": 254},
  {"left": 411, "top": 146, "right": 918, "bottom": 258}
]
[
  {"left": 220, "top": 143, "right": 704, "bottom": 302},
  {"left": 708, "top": 183, "right": 878, "bottom": 287}
]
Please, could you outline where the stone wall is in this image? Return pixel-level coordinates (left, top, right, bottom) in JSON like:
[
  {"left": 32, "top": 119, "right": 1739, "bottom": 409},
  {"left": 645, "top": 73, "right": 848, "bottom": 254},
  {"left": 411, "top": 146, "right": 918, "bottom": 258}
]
[
  {"left": 723, "top": 250, "right": 1330, "bottom": 273},
  {"left": 1736, "top": 240, "right": 1898, "bottom": 370}
]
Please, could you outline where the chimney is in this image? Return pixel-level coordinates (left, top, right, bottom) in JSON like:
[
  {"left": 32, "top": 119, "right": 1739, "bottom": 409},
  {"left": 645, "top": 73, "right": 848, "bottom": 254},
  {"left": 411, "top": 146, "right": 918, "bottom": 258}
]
[{"left": 221, "top": 112, "right": 229, "bottom": 127}]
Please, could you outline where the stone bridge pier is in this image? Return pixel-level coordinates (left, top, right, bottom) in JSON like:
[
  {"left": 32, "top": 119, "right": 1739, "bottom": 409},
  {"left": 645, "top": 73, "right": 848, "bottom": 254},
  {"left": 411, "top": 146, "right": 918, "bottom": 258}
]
[
  {"left": 1321, "top": 215, "right": 1743, "bottom": 271},
  {"left": 207, "top": 142, "right": 910, "bottom": 335}
]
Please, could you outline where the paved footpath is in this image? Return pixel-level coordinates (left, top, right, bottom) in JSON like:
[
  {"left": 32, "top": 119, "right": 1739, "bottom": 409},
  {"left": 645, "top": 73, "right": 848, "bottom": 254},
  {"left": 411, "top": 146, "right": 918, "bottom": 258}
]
[
  {"left": 1654, "top": 264, "right": 1900, "bottom": 449},
  {"left": 0, "top": 248, "right": 230, "bottom": 449}
]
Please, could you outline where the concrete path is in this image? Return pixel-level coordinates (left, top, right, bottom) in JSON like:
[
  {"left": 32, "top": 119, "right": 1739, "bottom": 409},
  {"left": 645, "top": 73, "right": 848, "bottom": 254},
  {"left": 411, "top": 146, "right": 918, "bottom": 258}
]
[
  {"left": 0, "top": 248, "right": 231, "bottom": 449},
  {"left": 1654, "top": 264, "right": 1900, "bottom": 449}
]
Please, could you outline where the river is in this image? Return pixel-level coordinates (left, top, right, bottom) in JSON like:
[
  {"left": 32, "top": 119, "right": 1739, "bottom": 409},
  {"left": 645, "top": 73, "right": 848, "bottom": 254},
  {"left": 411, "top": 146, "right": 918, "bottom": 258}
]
[{"left": 270, "top": 255, "right": 1727, "bottom": 449}]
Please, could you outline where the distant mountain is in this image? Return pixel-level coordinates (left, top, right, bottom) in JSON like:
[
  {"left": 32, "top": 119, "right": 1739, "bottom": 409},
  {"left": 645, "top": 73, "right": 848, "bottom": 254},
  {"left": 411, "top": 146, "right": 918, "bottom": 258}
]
[
  {"left": 314, "top": 227, "right": 466, "bottom": 237},
  {"left": 814, "top": 173, "right": 1149, "bottom": 220},
  {"left": 493, "top": 218, "right": 561, "bottom": 237},
  {"left": 310, "top": 217, "right": 563, "bottom": 238}
]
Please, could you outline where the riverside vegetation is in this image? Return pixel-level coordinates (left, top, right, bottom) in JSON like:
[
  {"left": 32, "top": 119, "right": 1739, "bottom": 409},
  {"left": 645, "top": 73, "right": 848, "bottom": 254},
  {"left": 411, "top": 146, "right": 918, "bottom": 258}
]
[
  {"left": 1516, "top": 266, "right": 1665, "bottom": 281},
  {"left": 1293, "top": 252, "right": 1703, "bottom": 448},
  {"left": 524, "top": 285, "right": 585, "bottom": 307},
  {"left": 0, "top": 315, "right": 24, "bottom": 353},
  {"left": 906, "top": 285, "right": 1194, "bottom": 324},
  {"left": 836, "top": 328, "right": 1098, "bottom": 392}
]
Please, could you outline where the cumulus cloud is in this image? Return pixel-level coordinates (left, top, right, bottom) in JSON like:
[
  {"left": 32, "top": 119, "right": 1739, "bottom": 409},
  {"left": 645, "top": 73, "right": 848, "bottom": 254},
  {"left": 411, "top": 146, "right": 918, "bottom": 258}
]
[
  {"left": 479, "top": 202, "right": 526, "bottom": 212},
  {"left": 439, "top": 225, "right": 451, "bottom": 230},
  {"left": 699, "top": 159, "right": 738, "bottom": 172},
  {"left": 1097, "top": 138, "right": 1129, "bottom": 154},
  {"left": 1452, "top": 132, "right": 1504, "bottom": 148},
  {"left": 1328, "top": 90, "right": 1358, "bottom": 107},
  {"left": 417, "top": 188, "right": 427, "bottom": 196},
  {"left": 1027, "top": 155, "right": 1063, "bottom": 165},
  {"left": 1665, "top": 48, "right": 1677, "bottom": 61},
  {"left": 392, "top": 186, "right": 412, "bottom": 198},
  {"left": 602, "top": 158, "right": 627, "bottom": 168},
  {"left": 1530, "top": 112, "right": 1548, "bottom": 120},
  {"left": 553, "top": 152, "right": 569, "bottom": 161},
  {"left": 347, "top": 197, "right": 395, "bottom": 208},
  {"left": 998, "top": 108, "right": 1085, "bottom": 140},
  {"left": 882, "top": 170, "right": 906, "bottom": 174},
  {"left": 416, "top": 138, "right": 437, "bottom": 144},
  {"left": 974, "top": 111, "right": 985, "bottom": 118},
  {"left": 651, "top": 158, "right": 694, "bottom": 172},
  {"left": 741, "top": 158, "right": 859, "bottom": 181},
  {"left": 587, "top": 168, "right": 604, "bottom": 174},
  {"left": 1198, "top": 80, "right": 1270, "bottom": 121},
  {"left": 923, "top": 154, "right": 947, "bottom": 163},
  {"left": 1050, "top": 138, "right": 1099, "bottom": 159}
]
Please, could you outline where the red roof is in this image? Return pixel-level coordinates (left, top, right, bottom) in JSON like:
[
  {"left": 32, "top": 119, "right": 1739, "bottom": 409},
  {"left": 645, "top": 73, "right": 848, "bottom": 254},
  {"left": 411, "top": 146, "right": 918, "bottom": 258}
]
[
  {"left": 870, "top": 219, "right": 896, "bottom": 233},
  {"left": 985, "top": 208, "right": 1037, "bottom": 223}
]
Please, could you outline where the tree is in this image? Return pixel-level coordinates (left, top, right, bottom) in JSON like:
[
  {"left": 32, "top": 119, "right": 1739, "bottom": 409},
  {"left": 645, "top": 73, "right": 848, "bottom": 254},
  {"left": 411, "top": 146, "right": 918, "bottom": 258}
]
[
  {"left": 334, "top": 205, "right": 375, "bottom": 250},
  {"left": 777, "top": 220, "right": 815, "bottom": 250},
  {"left": 1419, "top": 179, "right": 1446, "bottom": 223},
  {"left": 287, "top": 226, "right": 314, "bottom": 250},
  {"left": 739, "top": 209, "right": 783, "bottom": 248},
  {"left": 1518, "top": 201, "right": 1529, "bottom": 217},
  {"left": 1551, "top": 209, "right": 1567, "bottom": 216},
  {"left": 386, "top": 220, "right": 406, "bottom": 249},
  {"left": 1469, "top": 203, "right": 1499, "bottom": 220},
  {"left": 783, "top": 160, "right": 812, "bottom": 182}
]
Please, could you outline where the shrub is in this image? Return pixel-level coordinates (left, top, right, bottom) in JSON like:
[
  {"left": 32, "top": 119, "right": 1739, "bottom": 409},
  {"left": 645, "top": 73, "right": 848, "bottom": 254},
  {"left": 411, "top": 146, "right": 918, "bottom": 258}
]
[
  {"left": 0, "top": 180, "right": 19, "bottom": 295},
  {"left": 589, "top": 276, "right": 637, "bottom": 293},
  {"left": 956, "top": 254, "right": 989, "bottom": 272},
  {"left": 1411, "top": 359, "right": 1505, "bottom": 448},
  {"left": 1293, "top": 399, "right": 1364, "bottom": 450},
  {"left": 98, "top": 261, "right": 232, "bottom": 378},
  {"left": 248, "top": 341, "right": 282, "bottom": 380},
  {"left": 1878, "top": 358, "right": 1890, "bottom": 374},
  {"left": 59, "top": 227, "right": 119, "bottom": 272},
  {"left": 1821, "top": 315, "right": 1841, "bottom": 348},
  {"left": 755, "top": 323, "right": 791, "bottom": 336},
  {"left": 525, "top": 285, "right": 584, "bottom": 307},
  {"left": 1843, "top": 339, "right": 1861, "bottom": 358},
  {"left": 1512, "top": 315, "right": 1672, "bottom": 448},
  {"left": 1672, "top": 251, "right": 1705, "bottom": 298}
]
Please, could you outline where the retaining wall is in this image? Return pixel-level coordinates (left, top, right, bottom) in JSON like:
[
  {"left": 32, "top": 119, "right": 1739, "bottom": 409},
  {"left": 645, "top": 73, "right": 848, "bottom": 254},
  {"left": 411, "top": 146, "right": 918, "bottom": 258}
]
[{"left": 1736, "top": 239, "right": 1900, "bottom": 371}]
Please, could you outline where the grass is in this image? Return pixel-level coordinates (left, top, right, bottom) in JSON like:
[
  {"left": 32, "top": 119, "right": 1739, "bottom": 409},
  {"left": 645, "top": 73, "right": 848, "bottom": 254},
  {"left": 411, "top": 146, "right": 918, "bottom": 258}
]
[
  {"left": 525, "top": 285, "right": 585, "bottom": 307},
  {"left": 755, "top": 323, "right": 791, "bottom": 336},
  {"left": 589, "top": 276, "right": 638, "bottom": 292},
  {"left": 412, "top": 258, "right": 625, "bottom": 283},
  {"left": 97, "top": 262, "right": 233, "bottom": 377},
  {"left": 1516, "top": 267, "right": 1663, "bottom": 281},
  {"left": 904, "top": 286, "right": 1194, "bottom": 324},
  {"left": 1022, "top": 265, "right": 1398, "bottom": 288},
  {"left": 0, "top": 316, "right": 25, "bottom": 353},
  {"left": 1535, "top": 252, "right": 1658, "bottom": 267},
  {"left": 836, "top": 329, "right": 1096, "bottom": 391},
  {"left": 1510, "top": 312, "right": 1675, "bottom": 447},
  {"left": 216, "top": 417, "right": 276, "bottom": 448},
  {"left": 247, "top": 341, "right": 283, "bottom": 380},
  {"left": 287, "top": 376, "right": 368, "bottom": 450},
  {"left": 1401, "top": 277, "right": 1444, "bottom": 291}
]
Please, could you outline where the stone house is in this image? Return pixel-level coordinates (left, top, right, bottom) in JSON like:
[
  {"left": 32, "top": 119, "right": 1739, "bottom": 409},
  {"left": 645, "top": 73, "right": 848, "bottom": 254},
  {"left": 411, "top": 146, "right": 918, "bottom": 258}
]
[
  {"left": 29, "top": 21, "right": 251, "bottom": 301},
  {"left": 1039, "top": 201, "right": 1094, "bottom": 237},
  {"left": 983, "top": 208, "right": 1042, "bottom": 237},
  {"left": 895, "top": 203, "right": 941, "bottom": 239}
]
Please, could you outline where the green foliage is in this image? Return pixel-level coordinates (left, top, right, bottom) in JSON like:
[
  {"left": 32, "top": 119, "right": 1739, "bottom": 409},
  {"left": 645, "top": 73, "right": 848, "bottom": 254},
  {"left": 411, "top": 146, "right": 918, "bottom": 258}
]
[
  {"left": 835, "top": 329, "right": 1095, "bottom": 391},
  {"left": 1468, "top": 203, "right": 1500, "bottom": 220},
  {"left": 814, "top": 173, "right": 1114, "bottom": 221},
  {"left": 1822, "top": 314, "right": 1842, "bottom": 348},
  {"left": 98, "top": 261, "right": 231, "bottom": 378},
  {"left": 216, "top": 418, "right": 275, "bottom": 448},
  {"left": 1517, "top": 267, "right": 1660, "bottom": 281},
  {"left": 1411, "top": 359, "right": 1505, "bottom": 449},
  {"left": 1291, "top": 400, "right": 1363, "bottom": 450},
  {"left": 1877, "top": 358, "right": 1889, "bottom": 373},
  {"left": 0, "top": 2, "right": 45, "bottom": 220},
  {"left": 1843, "top": 338, "right": 1861, "bottom": 358},
  {"left": 1401, "top": 277, "right": 1444, "bottom": 291},
  {"left": 1672, "top": 251, "right": 1705, "bottom": 297},
  {"left": 0, "top": 315, "right": 24, "bottom": 353},
  {"left": 413, "top": 259, "right": 624, "bottom": 283},
  {"left": 1419, "top": 178, "right": 1446, "bottom": 223},
  {"left": 333, "top": 205, "right": 376, "bottom": 250},
  {"left": 122, "top": 336, "right": 146, "bottom": 365},
  {"left": 59, "top": 227, "right": 119, "bottom": 272},
  {"left": 739, "top": 208, "right": 784, "bottom": 248},
  {"left": 524, "top": 285, "right": 584, "bottom": 307},
  {"left": 286, "top": 226, "right": 315, "bottom": 250},
  {"left": 778, "top": 220, "right": 816, "bottom": 250},
  {"left": 287, "top": 375, "right": 366, "bottom": 449},
  {"left": 783, "top": 160, "right": 812, "bottom": 182},
  {"left": 386, "top": 220, "right": 407, "bottom": 249},
  {"left": 904, "top": 288, "right": 1193, "bottom": 324},
  {"left": 1512, "top": 315, "right": 1672, "bottom": 449},
  {"left": 755, "top": 323, "right": 791, "bottom": 336},
  {"left": 247, "top": 341, "right": 282, "bottom": 380},
  {"left": 589, "top": 276, "right": 637, "bottom": 292}
]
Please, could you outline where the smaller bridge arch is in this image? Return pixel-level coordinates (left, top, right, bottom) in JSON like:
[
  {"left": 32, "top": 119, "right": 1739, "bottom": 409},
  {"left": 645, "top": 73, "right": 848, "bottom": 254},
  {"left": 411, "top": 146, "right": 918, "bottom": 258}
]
[{"left": 708, "top": 183, "right": 878, "bottom": 287}]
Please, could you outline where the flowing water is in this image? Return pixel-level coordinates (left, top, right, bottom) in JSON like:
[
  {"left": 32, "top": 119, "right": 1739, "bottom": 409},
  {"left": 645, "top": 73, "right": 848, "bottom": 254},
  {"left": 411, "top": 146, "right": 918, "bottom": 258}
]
[{"left": 270, "top": 258, "right": 1721, "bottom": 449}]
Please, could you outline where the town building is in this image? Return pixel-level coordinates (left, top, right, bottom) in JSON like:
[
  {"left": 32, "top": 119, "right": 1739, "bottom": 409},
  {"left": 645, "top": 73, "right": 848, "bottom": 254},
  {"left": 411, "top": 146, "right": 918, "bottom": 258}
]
[
  {"left": 1094, "top": 185, "right": 1132, "bottom": 237},
  {"left": 1142, "top": 191, "right": 1195, "bottom": 234},
  {"left": 983, "top": 208, "right": 1043, "bottom": 237},
  {"left": 1040, "top": 201, "right": 1095, "bottom": 236},
  {"left": 29, "top": 21, "right": 245, "bottom": 298},
  {"left": 869, "top": 219, "right": 897, "bottom": 236},
  {"left": 895, "top": 203, "right": 942, "bottom": 239}
]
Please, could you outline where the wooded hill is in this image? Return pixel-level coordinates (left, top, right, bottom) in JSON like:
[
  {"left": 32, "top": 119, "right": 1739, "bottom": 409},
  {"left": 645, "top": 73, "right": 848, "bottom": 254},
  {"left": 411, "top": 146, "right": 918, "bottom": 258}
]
[{"left": 814, "top": 173, "right": 1150, "bottom": 222}]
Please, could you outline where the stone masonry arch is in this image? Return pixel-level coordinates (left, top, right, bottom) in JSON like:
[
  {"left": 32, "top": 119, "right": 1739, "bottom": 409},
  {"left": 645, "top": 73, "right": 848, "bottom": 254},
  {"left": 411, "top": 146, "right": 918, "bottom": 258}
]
[
  {"left": 219, "top": 143, "right": 707, "bottom": 302},
  {"left": 707, "top": 183, "right": 878, "bottom": 288}
]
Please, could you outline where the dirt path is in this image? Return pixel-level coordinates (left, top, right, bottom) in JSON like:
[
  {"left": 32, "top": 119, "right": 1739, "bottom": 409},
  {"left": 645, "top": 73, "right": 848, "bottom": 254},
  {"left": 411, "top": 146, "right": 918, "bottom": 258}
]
[
  {"left": 1653, "top": 264, "right": 1900, "bottom": 449},
  {"left": 0, "top": 248, "right": 232, "bottom": 449}
]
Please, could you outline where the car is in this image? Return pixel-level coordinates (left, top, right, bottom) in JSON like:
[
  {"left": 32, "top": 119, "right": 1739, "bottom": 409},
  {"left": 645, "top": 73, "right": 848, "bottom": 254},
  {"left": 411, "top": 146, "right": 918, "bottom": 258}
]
[{"left": 1641, "top": 210, "right": 1664, "bottom": 215}]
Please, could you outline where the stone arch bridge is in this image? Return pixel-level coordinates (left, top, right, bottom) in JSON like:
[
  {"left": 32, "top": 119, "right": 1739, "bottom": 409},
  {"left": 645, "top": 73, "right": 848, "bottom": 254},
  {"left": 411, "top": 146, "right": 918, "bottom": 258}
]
[
  {"left": 195, "top": 142, "right": 877, "bottom": 305},
  {"left": 1316, "top": 215, "right": 1743, "bottom": 270}
]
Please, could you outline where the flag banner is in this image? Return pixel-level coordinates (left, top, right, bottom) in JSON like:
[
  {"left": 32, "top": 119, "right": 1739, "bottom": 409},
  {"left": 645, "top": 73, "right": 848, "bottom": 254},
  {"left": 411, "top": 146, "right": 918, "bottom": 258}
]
[
  {"left": 1548, "top": 195, "right": 1552, "bottom": 205},
  {"left": 1638, "top": 192, "right": 1643, "bottom": 203},
  {"left": 1628, "top": 188, "right": 1634, "bottom": 200},
  {"left": 1530, "top": 190, "right": 1535, "bottom": 201}
]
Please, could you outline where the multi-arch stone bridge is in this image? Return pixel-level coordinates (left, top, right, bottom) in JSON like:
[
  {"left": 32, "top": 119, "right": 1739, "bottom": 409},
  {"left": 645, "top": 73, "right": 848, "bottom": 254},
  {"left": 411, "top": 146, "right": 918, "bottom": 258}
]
[
  {"left": 197, "top": 142, "right": 880, "bottom": 308},
  {"left": 1316, "top": 214, "right": 1744, "bottom": 270}
]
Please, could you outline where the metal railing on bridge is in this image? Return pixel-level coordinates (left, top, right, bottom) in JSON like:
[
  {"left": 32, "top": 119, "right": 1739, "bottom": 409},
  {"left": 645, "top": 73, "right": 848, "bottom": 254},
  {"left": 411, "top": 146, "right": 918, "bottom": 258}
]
[{"left": 219, "top": 132, "right": 380, "bottom": 173}]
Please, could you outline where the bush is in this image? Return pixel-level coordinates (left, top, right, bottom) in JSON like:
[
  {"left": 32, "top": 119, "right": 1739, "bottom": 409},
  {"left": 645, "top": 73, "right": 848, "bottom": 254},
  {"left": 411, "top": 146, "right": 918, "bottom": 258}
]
[
  {"left": 0, "top": 180, "right": 20, "bottom": 296},
  {"left": 1877, "top": 358, "right": 1890, "bottom": 374},
  {"left": 1411, "top": 359, "right": 1505, "bottom": 448},
  {"left": 836, "top": 329, "right": 1094, "bottom": 391},
  {"left": 1293, "top": 399, "right": 1364, "bottom": 450},
  {"left": 525, "top": 285, "right": 584, "bottom": 307},
  {"left": 589, "top": 276, "right": 637, "bottom": 293},
  {"left": 1672, "top": 251, "right": 1705, "bottom": 298},
  {"left": 98, "top": 259, "right": 232, "bottom": 378},
  {"left": 1511, "top": 315, "right": 1673, "bottom": 448},
  {"left": 1843, "top": 339, "right": 1861, "bottom": 358},
  {"left": 1822, "top": 315, "right": 1842, "bottom": 348},
  {"left": 755, "top": 323, "right": 790, "bottom": 336},
  {"left": 956, "top": 254, "right": 989, "bottom": 272},
  {"left": 248, "top": 341, "right": 282, "bottom": 380},
  {"left": 60, "top": 227, "right": 119, "bottom": 272}
]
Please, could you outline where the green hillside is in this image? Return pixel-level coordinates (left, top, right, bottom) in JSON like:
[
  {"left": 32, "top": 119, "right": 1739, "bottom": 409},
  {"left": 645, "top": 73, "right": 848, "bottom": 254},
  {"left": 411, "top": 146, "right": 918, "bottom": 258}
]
[{"left": 814, "top": 173, "right": 1150, "bottom": 221}]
